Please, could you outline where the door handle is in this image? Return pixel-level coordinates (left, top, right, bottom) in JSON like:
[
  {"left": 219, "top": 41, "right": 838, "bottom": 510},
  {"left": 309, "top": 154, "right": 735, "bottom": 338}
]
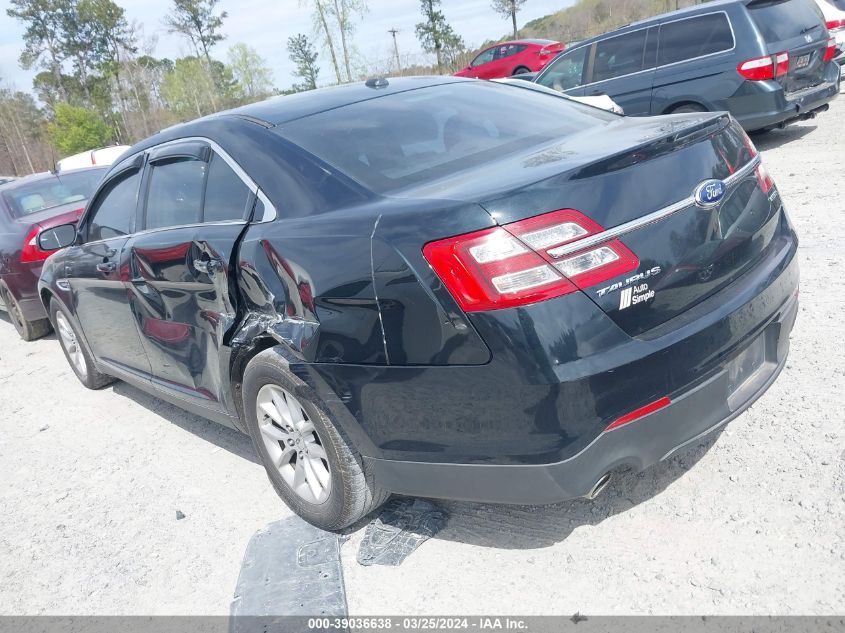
[
  {"left": 193, "top": 258, "right": 224, "bottom": 275},
  {"left": 96, "top": 262, "right": 116, "bottom": 274}
]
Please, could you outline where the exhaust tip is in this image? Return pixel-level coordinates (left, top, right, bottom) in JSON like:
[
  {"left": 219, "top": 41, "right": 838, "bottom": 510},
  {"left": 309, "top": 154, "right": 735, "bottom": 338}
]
[{"left": 584, "top": 472, "right": 612, "bottom": 500}]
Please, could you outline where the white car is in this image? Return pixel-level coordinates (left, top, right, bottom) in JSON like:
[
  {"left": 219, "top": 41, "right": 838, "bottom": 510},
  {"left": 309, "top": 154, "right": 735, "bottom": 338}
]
[
  {"left": 816, "top": 0, "right": 845, "bottom": 63},
  {"left": 492, "top": 77, "right": 625, "bottom": 114},
  {"left": 55, "top": 145, "right": 131, "bottom": 173}
]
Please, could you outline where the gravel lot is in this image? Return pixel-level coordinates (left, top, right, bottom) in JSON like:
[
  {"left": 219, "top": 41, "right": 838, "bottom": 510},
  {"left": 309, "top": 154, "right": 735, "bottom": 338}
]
[{"left": 1, "top": 98, "right": 843, "bottom": 617}]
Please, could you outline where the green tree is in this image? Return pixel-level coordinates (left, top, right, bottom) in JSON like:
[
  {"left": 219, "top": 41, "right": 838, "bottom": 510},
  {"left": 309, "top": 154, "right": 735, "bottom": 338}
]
[
  {"left": 164, "top": 0, "right": 227, "bottom": 68},
  {"left": 286, "top": 34, "right": 320, "bottom": 92},
  {"left": 6, "top": 0, "right": 70, "bottom": 101},
  {"left": 491, "top": 0, "right": 527, "bottom": 39},
  {"left": 227, "top": 43, "right": 274, "bottom": 101},
  {"left": 415, "top": 0, "right": 465, "bottom": 74},
  {"left": 47, "top": 102, "right": 111, "bottom": 155}
]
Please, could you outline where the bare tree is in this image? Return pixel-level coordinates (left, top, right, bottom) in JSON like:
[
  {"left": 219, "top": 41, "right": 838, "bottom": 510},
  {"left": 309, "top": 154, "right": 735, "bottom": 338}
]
[
  {"left": 306, "top": 0, "right": 343, "bottom": 84},
  {"left": 327, "top": 0, "right": 366, "bottom": 82},
  {"left": 491, "top": 0, "right": 527, "bottom": 39}
]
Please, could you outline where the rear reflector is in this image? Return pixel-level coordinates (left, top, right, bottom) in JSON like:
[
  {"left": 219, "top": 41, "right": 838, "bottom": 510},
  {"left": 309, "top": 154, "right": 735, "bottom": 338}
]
[
  {"left": 605, "top": 397, "right": 672, "bottom": 432},
  {"left": 423, "top": 209, "right": 640, "bottom": 312},
  {"left": 824, "top": 37, "right": 838, "bottom": 63},
  {"left": 774, "top": 52, "right": 789, "bottom": 77}
]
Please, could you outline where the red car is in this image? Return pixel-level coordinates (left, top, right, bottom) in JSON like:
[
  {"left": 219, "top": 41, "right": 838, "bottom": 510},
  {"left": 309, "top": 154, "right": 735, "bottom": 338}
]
[
  {"left": 454, "top": 39, "right": 565, "bottom": 79},
  {"left": 0, "top": 167, "right": 106, "bottom": 340}
]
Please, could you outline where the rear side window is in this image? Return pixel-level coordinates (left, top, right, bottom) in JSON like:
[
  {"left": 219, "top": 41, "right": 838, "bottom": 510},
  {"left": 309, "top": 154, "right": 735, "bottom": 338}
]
[
  {"left": 145, "top": 158, "right": 205, "bottom": 230},
  {"left": 204, "top": 155, "right": 251, "bottom": 222},
  {"left": 87, "top": 171, "right": 141, "bottom": 241},
  {"left": 658, "top": 13, "right": 734, "bottom": 66},
  {"left": 278, "top": 82, "right": 616, "bottom": 195},
  {"left": 592, "top": 29, "right": 647, "bottom": 83},
  {"left": 748, "top": 0, "right": 825, "bottom": 44}
]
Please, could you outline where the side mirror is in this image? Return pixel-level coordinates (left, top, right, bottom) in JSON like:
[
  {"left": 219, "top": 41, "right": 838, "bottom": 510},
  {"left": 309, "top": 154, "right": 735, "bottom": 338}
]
[{"left": 37, "top": 223, "right": 78, "bottom": 252}]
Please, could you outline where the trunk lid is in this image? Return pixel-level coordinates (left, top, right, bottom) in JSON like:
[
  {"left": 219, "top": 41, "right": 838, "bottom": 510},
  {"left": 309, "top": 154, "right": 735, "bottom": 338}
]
[
  {"left": 470, "top": 114, "right": 785, "bottom": 336},
  {"left": 747, "top": 0, "right": 830, "bottom": 94}
]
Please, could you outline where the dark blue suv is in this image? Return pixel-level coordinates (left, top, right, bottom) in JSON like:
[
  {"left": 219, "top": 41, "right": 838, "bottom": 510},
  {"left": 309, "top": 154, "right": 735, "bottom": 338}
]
[{"left": 532, "top": 0, "right": 840, "bottom": 131}]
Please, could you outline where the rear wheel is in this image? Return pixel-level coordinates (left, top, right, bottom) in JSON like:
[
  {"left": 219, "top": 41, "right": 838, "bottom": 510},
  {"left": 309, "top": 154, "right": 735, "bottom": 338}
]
[
  {"left": 50, "top": 299, "right": 114, "bottom": 389},
  {"left": 512, "top": 66, "right": 531, "bottom": 75},
  {"left": 669, "top": 103, "right": 708, "bottom": 114},
  {"left": 0, "top": 284, "right": 51, "bottom": 341},
  {"left": 242, "top": 348, "right": 389, "bottom": 530}
]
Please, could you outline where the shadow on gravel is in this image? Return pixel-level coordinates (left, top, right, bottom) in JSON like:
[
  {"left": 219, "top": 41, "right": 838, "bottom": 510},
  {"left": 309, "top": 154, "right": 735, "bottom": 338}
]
[
  {"left": 432, "top": 431, "right": 723, "bottom": 549},
  {"left": 751, "top": 124, "right": 817, "bottom": 152},
  {"left": 112, "top": 381, "right": 259, "bottom": 464}
]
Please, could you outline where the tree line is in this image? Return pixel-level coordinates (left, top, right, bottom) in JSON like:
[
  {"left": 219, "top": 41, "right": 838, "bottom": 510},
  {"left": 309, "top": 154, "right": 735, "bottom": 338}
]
[{"left": 1, "top": 0, "right": 709, "bottom": 177}]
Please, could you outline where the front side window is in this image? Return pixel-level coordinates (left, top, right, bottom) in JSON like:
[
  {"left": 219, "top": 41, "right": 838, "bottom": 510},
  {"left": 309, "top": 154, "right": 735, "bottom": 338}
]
[
  {"left": 658, "top": 14, "right": 734, "bottom": 66},
  {"left": 536, "top": 46, "right": 589, "bottom": 92},
  {"left": 472, "top": 47, "right": 496, "bottom": 67},
  {"left": 87, "top": 170, "right": 141, "bottom": 242},
  {"left": 592, "top": 29, "right": 648, "bottom": 83}
]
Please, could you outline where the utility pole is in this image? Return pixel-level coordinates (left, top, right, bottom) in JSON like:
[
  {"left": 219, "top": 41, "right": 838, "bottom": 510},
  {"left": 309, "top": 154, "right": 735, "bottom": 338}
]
[{"left": 388, "top": 28, "right": 403, "bottom": 75}]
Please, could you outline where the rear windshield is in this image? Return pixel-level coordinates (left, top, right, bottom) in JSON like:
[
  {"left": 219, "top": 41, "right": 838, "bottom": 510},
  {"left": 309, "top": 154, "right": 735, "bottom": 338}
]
[
  {"left": 277, "top": 82, "right": 617, "bottom": 194},
  {"left": 2, "top": 169, "right": 105, "bottom": 217},
  {"left": 748, "top": 0, "right": 825, "bottom": 44}
]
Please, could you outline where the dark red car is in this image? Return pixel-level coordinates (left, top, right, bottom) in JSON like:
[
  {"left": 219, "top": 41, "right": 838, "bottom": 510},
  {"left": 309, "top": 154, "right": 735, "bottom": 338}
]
[
  {"left": 454, "top": 39, "right": 565, "bottom": 79},
  {"left": 0, "top": 167, "right": 106, "bottom": 340}
]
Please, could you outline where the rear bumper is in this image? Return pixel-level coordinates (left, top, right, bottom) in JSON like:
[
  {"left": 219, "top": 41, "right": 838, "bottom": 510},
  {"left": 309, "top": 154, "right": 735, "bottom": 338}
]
[
  {"left": 0, "top": 269, "right": 47, "bottom": 321},
  {"left": 731, "top": 67, "right": 840, "bottom": 131},
  {"left": 366, "top": 291, "right": 796, "bottom": 504}
]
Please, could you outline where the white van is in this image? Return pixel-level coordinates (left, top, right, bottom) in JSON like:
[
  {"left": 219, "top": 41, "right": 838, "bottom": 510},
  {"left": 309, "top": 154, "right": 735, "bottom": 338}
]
[{"left": 55, "top": 146, "right": 131, "bottom": 173}]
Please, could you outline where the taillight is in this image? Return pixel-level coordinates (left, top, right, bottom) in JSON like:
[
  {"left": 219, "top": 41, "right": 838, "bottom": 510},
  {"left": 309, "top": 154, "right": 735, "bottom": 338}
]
[
  {"left": 824, "top": 37, "right": 838, "bottom": 62},
  {"left": 538, "top": 46, "right": 552, "bottom": 56},
  {"left": 826, "top": 19, "right": 845, "bottom": 30},
  {"left": 423, "top": 209, "right": 640, "bottom": 312},
  {"left": 737, "top": 55, "right": 775, "bottom": 81},
  {"left": 755, "top": 163, "right": 775, "bottom": 194},
  {"left": 20, "top": 226, "right": 50, "bottom": 264},
  {"left": 774, "top": 52, "right": 789, "bottom": 77}
]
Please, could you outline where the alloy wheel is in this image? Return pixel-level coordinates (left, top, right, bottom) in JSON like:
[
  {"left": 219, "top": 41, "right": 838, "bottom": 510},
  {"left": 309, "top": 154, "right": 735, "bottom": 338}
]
[
  {"left": 256, "top": 384, "right": 331, "bottom": 505},
  {"left": 55, "top": 311, "right": 88, "bottom": 378}
]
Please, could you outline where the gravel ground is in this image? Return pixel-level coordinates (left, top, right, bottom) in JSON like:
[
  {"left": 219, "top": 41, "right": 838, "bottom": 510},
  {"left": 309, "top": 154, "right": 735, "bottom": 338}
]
[{"left": 1, "top": 99, "right": 844, "bottom": 617}]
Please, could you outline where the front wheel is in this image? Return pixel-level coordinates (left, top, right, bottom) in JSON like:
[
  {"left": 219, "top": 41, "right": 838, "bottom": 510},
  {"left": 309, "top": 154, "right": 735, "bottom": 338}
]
[
  {"left": 242, "top": 348, "right": 389, "bottom": 530},
  {"left": 50, "top": 299, "right": 114, "bottom": 389}
]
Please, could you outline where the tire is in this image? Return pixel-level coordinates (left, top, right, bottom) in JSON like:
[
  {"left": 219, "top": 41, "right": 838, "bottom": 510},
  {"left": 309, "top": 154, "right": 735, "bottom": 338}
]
[
  {"left": 0, "top": 284, "right": 51, "bottom": 341},
  {"left": 670, "top": 103, "right": 708, "bottom": 114},
  {"left": 513, "top": 66, "right": 531, "bottom": 75},
  {"left": 49, "top": 299, "right": 114, "bottom": 389},
  {"left": 242, "top": 348, "right": 389, "bottom": 531}
]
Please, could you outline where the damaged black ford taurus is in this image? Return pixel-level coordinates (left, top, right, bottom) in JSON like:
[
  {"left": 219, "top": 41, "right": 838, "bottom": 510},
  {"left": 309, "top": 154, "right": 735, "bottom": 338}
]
[{"left": 37, "top": 77, "right": 798, "bottom": 530}]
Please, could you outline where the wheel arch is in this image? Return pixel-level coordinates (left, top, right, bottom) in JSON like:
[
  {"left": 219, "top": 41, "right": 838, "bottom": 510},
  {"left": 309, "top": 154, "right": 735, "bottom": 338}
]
[{"left": 663, "top": 100, "right": 710, "bottom": 114}]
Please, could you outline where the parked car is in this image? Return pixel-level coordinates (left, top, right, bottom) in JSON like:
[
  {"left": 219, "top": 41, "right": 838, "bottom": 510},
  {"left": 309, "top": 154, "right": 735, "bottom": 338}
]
[
  {"left": 55, "top": 145, "right": 130, "bottom": 173},
  {"left": 815, "top": 0, "right": 845, "bottom": 62},
  {"left": 38, "top": 77, "right": 798, "bottom": 530},
  {"left": 0, "top": 167, "right": 106, "bottom": 340},
  {"left": 494, "top": 77, "right": 626, "bottom": 113},
  {"left": 531, "top": 0, "right": 840, "bottom": 132},
  {"left": 454, "top": 39, "right": 565, "bottom": 79}
]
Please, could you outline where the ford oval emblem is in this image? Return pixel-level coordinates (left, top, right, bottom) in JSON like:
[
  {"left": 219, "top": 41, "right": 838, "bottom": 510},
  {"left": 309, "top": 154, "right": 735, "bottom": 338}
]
[{"left": 694, "top": 179, "right": 726, "bottom": 208}]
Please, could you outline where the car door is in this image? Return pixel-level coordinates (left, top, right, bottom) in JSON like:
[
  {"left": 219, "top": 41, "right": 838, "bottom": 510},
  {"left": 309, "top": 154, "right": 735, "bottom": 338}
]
[
  {"left": 123, "top": 140, "right": 254, "bottom": 413},
  {"left": 534, "top": 44, "right": 590, "bottom": 96},
  {"left": 64, "top": 155, "right": 152, "bottom": 376},
  {"left": 468, "top": 46, "right": 497, "bottom": 78},
  {"left": 582, "top": 27, "right": 656, "bottom": 115},
  {"left": 651, "top": 12, "right": 737, "bottom": 115}
]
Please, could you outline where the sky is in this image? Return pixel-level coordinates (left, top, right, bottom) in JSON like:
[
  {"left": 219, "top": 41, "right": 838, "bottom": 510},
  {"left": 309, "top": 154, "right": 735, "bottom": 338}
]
[{"left": 0, "top": 0, "right": 574, "bottom": 95}]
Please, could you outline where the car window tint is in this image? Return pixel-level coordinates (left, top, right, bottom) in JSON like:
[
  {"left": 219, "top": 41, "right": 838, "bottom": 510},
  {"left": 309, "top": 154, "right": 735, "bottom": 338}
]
[
  {"left": 593, "top": 29, "right": 647, "bottom": 83},
  {"left": 87, "top": 171, "right": 141, "bottom": 241},
  {"left": 472, "top": 48, "right": 496, "bottom": 66},
  {"left": 145, "top": 158, "right": 206, "bottom": 230},
  {"left": 658, "top": 14, "right": 734, "bottom": 66},
  {"left": 536, "top": 46, "right": 588, "bottom": 91},
  {"left": 278, "top": 81, "right": 617, "bottom": 195},
  {"left": 748, "top": 0, "right": 825, "bottom": 44},
  {"left": 203, "top": 154, "right": 250, "bottom": 222}
]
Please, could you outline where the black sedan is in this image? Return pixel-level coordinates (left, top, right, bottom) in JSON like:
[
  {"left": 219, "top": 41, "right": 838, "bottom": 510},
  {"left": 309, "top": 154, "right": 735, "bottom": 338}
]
[
  {"left": 37, "top": 77, "right": 798, "bottom": 530},
  {"left": 0, "top": 167, "right": 106, "bottom": 340}
]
